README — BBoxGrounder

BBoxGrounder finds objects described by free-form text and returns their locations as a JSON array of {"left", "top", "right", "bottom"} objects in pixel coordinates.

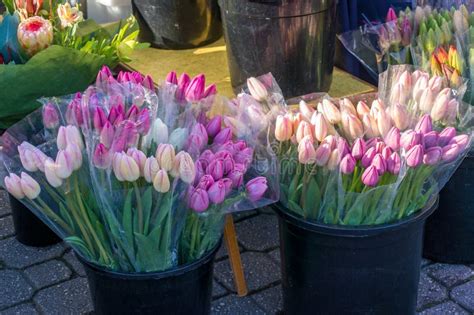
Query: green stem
[
  {"left": 33, "top": 198, "right": 73, "bottom": 235},
  {"left": 133, "top": 182, "right": 144, "bottom": 234}
]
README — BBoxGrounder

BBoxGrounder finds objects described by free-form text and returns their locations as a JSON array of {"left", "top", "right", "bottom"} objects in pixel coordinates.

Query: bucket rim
[
  {"left": 75, "top": 239, "right": 221, "bottom": 279},
  {"left": 273, "top": 196, "right": 438, "bottom": 237}
]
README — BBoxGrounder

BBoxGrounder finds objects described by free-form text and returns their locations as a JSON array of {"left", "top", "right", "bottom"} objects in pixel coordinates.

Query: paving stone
[
  {"left": 236, "top": 215, "right": 279, "bottom": 251},
  {"left": 214, "top": 252, "right": 280, "bottom": 293},
  {"left": 425, "top": 263, "right": 473, "bottom": 287},
  {"left": 34, "top": 278, "right": 92, "bottom": 314},
  {"left": 0, "top": 190, "right": 11, "bottom": 217},
  {"left": 24, "top": 260, "right": 72, "bottom": 289},
  {"left": 0, "top": 270, "right": 33, "bottom": 309},
  {"left": 0, "top": 216, "right": 14, "bottom": 239},
  {"left": 268, "top": 249, "right": 281, "bottom": 265},
  {"left": 233, "top": 210, "right": 258, "bottom": 222},
  {"left": 451, "top": 280, "right": 474, "bottom": 312},
  {"left": 258, "top": 206, "right": 276, "bottom": 215},
  {"left": 0, "top": 237, "right": 64, "bottom": 268},
  {"left": 63, "top": 250, "right": 86, "bottom": 277},
  {"left": 213, "top": 280, "right": 228, "bottom": 298},
  {"left": 211, "top": 294, "right": 264, "bottom": 314},
  {"left": 1, "top": 303, "right": 38, "bottom": 315},
  {"left": 418, "top": 301, "right": 469, "bottom": 315},
  {"left": 417, "top": 272, "right": 447, "bottom": 310},
  {"left": 251, "top": 285, "right": 283, "bottom": 314},
  {"left": 214, "top": 242, "right": 243, "bottom": 261}
]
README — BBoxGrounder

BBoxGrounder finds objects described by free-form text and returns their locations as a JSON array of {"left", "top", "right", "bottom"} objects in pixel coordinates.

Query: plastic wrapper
[
  {"left": 0, "top": 67, "right": 280, "bottom": 273},
  {"left": 260, "top": 66, "right": 473, "bottom": 226}
]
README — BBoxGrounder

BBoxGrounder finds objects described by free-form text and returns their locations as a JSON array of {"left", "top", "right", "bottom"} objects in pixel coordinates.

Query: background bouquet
[
  {"left": 249, "top": 66, "right": 472, "bottom": 225},
  {"left": 0, "top": 0, "right": 145, "bottom": 128},
  {"left": 0, "top": 67, "right": 279, "bottom": 272}
]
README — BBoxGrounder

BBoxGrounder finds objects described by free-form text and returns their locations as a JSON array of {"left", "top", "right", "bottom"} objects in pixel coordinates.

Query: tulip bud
[
  {"left": 315, "top": 143, "right": 331, "bottom": 166},
  {"left": 136, "top": 108, "right": 151, "bottom": 135},
  {"left": 414, "top": 114, "right": 433, "bottom": 134},
  {"left": 176, "top": 151, "right": 196, "bottom": 184},
  {"left": 20, "top": 172, "right": 40, "bottom": 199},
  {"left": 322, "top": 135, "right": 337, "bottom": 150},
  {"left": 326, "top": 149, "right": 340, "bottom": 171},
  {"left": 188, "top": 188, "right": 209, "bottom": 212},
  {"left": 44, "top": 159, "right": 63, "bottom": 188},
  {"left": 155, "top": 144, "right": 175, "bottom": 171},
  {"left": 386, "top": 7, "right": 397, "bottom": 22},
  {"left": 42, "top": 103, "right": 60, "bottom": 129},
  {"left": 296, "top": 121, "right": 314, "bottom": 143},
  {"left": 376, "top": 110, "right": 392, "bottom": 138},
  {"left": 321, "top": 99, "right": 341, "bottom": 124},
  {"left": 206, "top": 158, "right": 225, "bottom": 181},
  {"left": 245, "top": 177, "right": 268, "bottom": 202},
  {"left": 65, "top": 125, "right": 84, "bottom": 150},
  {"left": 400, "top": 130, "right": 422, "bottom": 151},
  {"left": 424, "top": 146, "right": 443, "bottom": 165},
  {"left": 442, "top": 143, "right": 461, "bottom": 162},
  {"left": 362, "top": 114, "right": 379, "bottom": 138},
  {"left": 127, "top": 148, "right": 147, "bottom": 176},
  {"left": 214, "top": 127, "right": 232, "bottom": 145},
  {"left": 247, "top": 77, "right": 268, "bottom": 101},
  {"left": 428, "top": 76, "right": 444, "bottom": 94},
  {"left": 234, "top": 147, "right": 253, "bottom": 169},
  {"left": 228, "top": 165, "right": 244, "bottom": 188},
  {"left": 341, "top": 112, "right": 364, "bottom": 140},
  {"left": 166, "top": 71, "right": 178, "bottom": 84},
  {"left": 356, "top": 101, "right": 370, "bottom": 118},
  {"left": 431, "top": 94, "right": 450, "bottom": 122},
  {"left": 153, "top": 169, "right": 170, "bottom": 193},
  {"left": 423, "top": 131, "right": 439, "bottom": 149},
  {"left": 311, "top": 112, "right": 328, "bottom": 142},
  {"left": 206, "top": 115, "right": 222, "bottom": 138},
  {"left": 299, "top": 101, "right": 314, "bottom": 121},
  {"left": 4, "top": 174, "right": 25, "bottom": 199},
  {"left": 207, "top": 180, "right": 227, "bottom": 204},
  {"left": 176, "top": 73, "right": 191, "bottom": 101},
  {"left": 361, "top": 147, "right": 377, "bottom": 168},
  {"left": 340, "top": 98, "right": 357, "bottom": 116},
  {"left": 362, "top": 165, "right": 380, "bottom": 187},
  {"left": 203, "top": 84, "right": 217, "bottom": 98},
  {"left": 438, "top": 127, "right": 456, "bottom": 147},
  {"left": 418, "top": 88, "right": 435, "bottom": 113},
  {"left": 384, "top": 127, "right": 400, "bottom": 151},
  {"left": 340, "top": 154, "right": 356, "bottom": 174},
  {"left": 93, "top": 144, "right": 111, "bottom": 169},
  {"left": 185, "top": 74, "right": 205, "bottom": 102},
  {"left": 93, "top": 107, "right": 108, "bottom": 132},
  {"left": 390, "top": 82, "right": 409, "bottom": 105},
  {"left": 413, "top": 75, "right": 429, "bottom": 104},
  {"left": 113, "top": 152, "right": 140, "bottom": 182},
  {"left": 448, "top": 135, "right": 470, "bottom": 151},
  {"left": 390, "top": 103, "right": 410, "bottom": 130},
  {"left": 169, "top": 128, "right": 189, "bottom": 151},
  {"left": 351, "top": 138, "right": 366, "bottom": 160},
  {"left": 406, "top": 144, "right": 424, "bottom": 168},
  {"left": 371, "top": 154, "right": 387, "bottom": 175},
  {"left": 18, "top": 143, "right": 38, "bottom": 172},
  {"left": 55, "top": 150, "right": 74, "bottom": 179},
  {"left": 275, "top": 115, "right": 293, "bottom": 142},
  {"left": 57, "top": 126, "right": 67, "bottom": 150},
  {"left": 291, "top": 112, "right": 303, "bottom": 132},
  {"left": 298, "top": 136, "right": 317, "bottom": 164},
  {"left": 387, "top": 152, "right": 401, "bottom": 175}
]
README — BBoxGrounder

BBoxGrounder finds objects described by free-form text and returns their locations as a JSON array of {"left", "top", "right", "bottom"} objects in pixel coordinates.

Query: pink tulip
[
  {"left": 312, "top": 112, "right": 328, "bottom": 142},
  {"left": 414, "top": 115, "right": 433, "bottom": 134},
  {"left": 442, "top": 144, "right": 461, "bottom": 162},
  {"left": 406, "top": 144, "right": 424, "bottom": 168},
  {"left": 423, "top": 131, "right": 439, "bottom": 149},
  {"left": 341, "top": 112, "right": 364, "bottom": 140},
  {"left": 127, "top": 148, "right": 147, "bottom": 176},
  {"left": 176, "top": 73, "right": 191, "bottom": 101},
  {"left": 386, "top": 7, "right": 397, "bottom": 22},
  {"left": 340, "top": 154, "right": 356, "bottom": 174},
  {"left": 189, "top": 188, "right": 209, "bottom": 212},
  {"left": 93, "top": 107, "right": 108, "bottom": 132},
  {"left": 191, "top": 123, "right": 209, "bottom": 146},
  {"left": 234, "top": 147, "right": 253, "bottom": 169},
  {"left": 376, "top": 110, "right": 392, "bottom": 138},
  {"left": 207, "top": 158, "right": 224, "bottom": 180},
  {"left": 93, "top": 143, "right": 111, "bottom": 169},
  {"left": 362, "top": 165, "right": 380, "bottom": 187},
  {"left": 206, "top": 116, "right": 222, "bottom": 138},
  {"left": 203, "top": 84, "right": 217, "bottom": 98},
  {"left": 100, "top": 122, "right": 115, "bottom": 149},
  {"left": 200, "top": 150, "right": 215, "bottom": 163},
  {"left": 214, "top": 128, "right": 232, "bottom": 145},
  {"left": 143, "top": 157, "right": 160, "bottom": 183},
  {"left": 387, "top": 152, "right": 401, "bottom": 175},
  {"left": 391, "top": 103, "right": 411, "bottom": 130},
  {"left": 96, "top": 66, "right": 112, "bottom": 88},
  {"left": 384, "top": 127, "right": 400, "bottom": 151},
  {"left": 228, "top": 166, "right": 244, "bottom": 188},
  {"left": 381, "top": 147, "right": 392, "bottom": 160},
  {"left": 361, "top": 147, "right": 377, "bottom": 168},
  {"left": 207, "top": 180, "right": 227, "bottom": 204},
  {"left": 351, "top": 138, "right": 366, "bottom": 160},
  {"left": 136, "top": 108, "right": 151, "bottom": 135},
  {"left": 4, "top": 174, "right": 25, "bottom": 199},
  {"left": 299, "top": 101, "right": 314, "bottom": 121},
  {"left": 185, "top": 74, "right": 206, "bottom": 102},
  {"left": 438, "top": 127, "right": 456, "bottom": 147},
  {"left": 44, "top": 159, "right": 62, "bottom": 188},
  {"left": 295, "top": 121, "right": 314, "bottom": 143},
  {"left": 215, "top": 151, "right": 234, "bottom": 174},
  {"left": 42, "top": 103, "right": 60, "bottom": 129},
  {"left": 298, "top": 136, "right": 317, "bottom": 164},
  {"left": 275, "top": 115, "right": 293, "bottom": 142},
  {"left": 448, "top": 135, "right": 470, "bottom": 151},
  {"left": 57, "top": 126, "right": 67, "bottom": 150},
  {"left": 247, "top": 77, "right": 268, "bottom": 102},
  {"left": 338, "top": 138, "right": 350, "bottom": 157},
  {"left": 322, "top": 135, "right": 337, "bottom": 150},
  {"left": 400, "top": 130, "right": 423, "bottom": 151},
  {"left": 371, "top": 154, "right": 387, "bottom": 175},
  {"left": 356, "top": 101, "right": 370, "bottom": 118},
  {"left": 126, "top": 105, "right": 139, "bottom": 121},
  {"left": 156, "top": 144, "right": 175, "bottom": 171},
  {"left": 423, "top": 146, "right": 443, "bottom": 165},
  {"left": 315, "top": 143, "right": 331, "bottom": 166},
  {"left": 196, "top": 174, "right": 215, "bottom": 190},
  {"left": 108, "top": 106, "right": 124, "bottom": 125},
  {"left": 431, "top": 94, "right": 450, "bottom": 122},
  {"left": 55, "top": 149, "right": 74, "bottom": 179},
  {"left": 113, "top": 152, "right": 140, "bottom": 182},
  {"left": 20, "top": 172, "right": 41, "bottom": 199},
  {"left": 142, "top": 75, "right": 155, "bottom": 90},
  {"left": 321, "top": 99, "right": 341, "bottom": 124},
  {"left": 245, "top": 177, "right": 268, "bottom": 202},
  {"left": 166, "top": 71, "right": 178, "bottom": 84}
]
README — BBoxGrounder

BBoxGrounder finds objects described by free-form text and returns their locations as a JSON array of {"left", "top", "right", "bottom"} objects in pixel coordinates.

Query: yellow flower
[{"left": 57, "top": 3, "right": 83, "bottom": 29}]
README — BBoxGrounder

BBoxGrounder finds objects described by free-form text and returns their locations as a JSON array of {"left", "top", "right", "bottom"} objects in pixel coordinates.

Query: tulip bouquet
[
  {"left": 0, "top": 68, "right": 278, "bottom": 272},
  {"left": 245, "top": 69, "right": 472, "bottom": 225},
  {"left": 0, "top": 0, "right": 145, "bottom": 128}
]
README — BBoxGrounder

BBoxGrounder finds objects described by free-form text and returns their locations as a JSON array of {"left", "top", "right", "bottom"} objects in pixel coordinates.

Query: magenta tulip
[
  {"left": 442, "top": 144, "right": 461, "bottom": 162},
  {"left": 362, "top": 165, "right": 380, "bottom": 187},
  {"left": 340, "top": 154, "right": 356, "bottom": 174},
  {"left": 400, "top": 130, "right": 423, "bottom": 151},
  {"left": 448, "top": 135, "right": 470, "bottom": 151},
  {"left": 234, "top": 147, "right": 253, "bottom": 168},
  {"left": 387, "top": 152, "right": 401, "bottom": 175},
  {"left": 423, "top": 131, "right": 439, "bottom": 149},
  {"left": 136, "top": 108, "right": 151, "bottom": 134},
  {"left": 185, "top": 74, "right": 205, "bottom": 102},
  {"left": 351, "top": 138, "right": 366, "bottom": 160},
  {"left": 414, "top": 114, "right": 433, "bottom": 134},
  {"left": 206, "top": 116, "right": 222, "bottom": 138},
  {"left": 93, "top": 143, "right": 111, "bottom": 169},
  {"left": 166, "top": 71, "right": 178, "bottom": 84},
  {"left": 406, "top": 144, "right": 424, "bottom": 168},
  {"left": 361, "top": 147, "right": 377, "bottom": 168},
  {"left": 93, "top": 107, "right": 108, "bottom": 132},
  {"left": 245, "top": 177, "right": 268, "bottom": 202},
  {"left": 126, "top": 105, "right": 139, "bottom": 121},
  {"left": 214, "top": 127, "right": 232, "bottom": 144},
  {"left": 176, "top": 73, "right": 191, "bottom": 101},
  {"left": 203, "top": 84, "right": 217, "bottom": 98},
  {"left": 196, "top": 174, "right": 215, "bottom": 190},
  {"left": 438, "top": 127, "right": 456, "bottom": 147},
  {"left": 189, "top": 188, "right": 209, "bottom": 212},
  {"left": 384, "top": 127, "right": 400, "bottom": 151},
  {"left": 42, "top": 103, "right": 60, "bottom": 129},
  {"left": 142, "top": 75, "right": 155, "bottom": 90},
  {"left": 207, "top": 180, "right": 227, "bottom": 204},
  {"left": 207, "top": 158, "right": 224, "bottom": 180},
  {"left": 371, "top": 154, "right": 387, "bottom": 175},
  {"left": 423, "top": 147, "right": 443, "bottom": 165}
]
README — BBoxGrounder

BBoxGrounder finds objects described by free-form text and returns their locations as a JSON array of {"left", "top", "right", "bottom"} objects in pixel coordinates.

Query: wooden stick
[{"left": 224, "top": 214, "right": 248, "bottom": 297}]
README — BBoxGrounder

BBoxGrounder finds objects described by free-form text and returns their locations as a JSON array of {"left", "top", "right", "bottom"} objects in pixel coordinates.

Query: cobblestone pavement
[{"left": 1, "top": 190, "right": 474, "bottom": 314}]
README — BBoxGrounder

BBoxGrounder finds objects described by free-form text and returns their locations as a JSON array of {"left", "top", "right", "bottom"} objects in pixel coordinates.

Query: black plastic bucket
[
  {"left": 274, "top": 198, "right": 437, "bottom": 315},
  {"left": 77, "top": 242, "right": 220, "bottom": 315},
  {"left": 423, "top": 153, "right": 474, "bottom": 264},
  {"left": 132, "top": 0, "right": 222, "bottom": 49},
  {"left": 9, "top": 193, "right": 61, "bottom": 247},
  {"left": 219, "top": 0, "right": 338, "bottom": 99}
]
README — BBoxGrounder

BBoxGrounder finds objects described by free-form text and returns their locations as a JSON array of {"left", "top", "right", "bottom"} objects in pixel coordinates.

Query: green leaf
[
  {"left": 134, "top": 226, "right": 169, "bottom": 272},
  {"left": 59, "top": 203, "right": 74, "bottom": 230},
  {"left": 142, "top": 187, "right": 153, "bottom": 235},
  {"left": 64, "top": 236, "right": 94, "bottom": 259},
  {"left": 74, "top": 19, "right": 103, "bottom": 38},
  {"left": 122, "top": 190, "right": 133, "bottom": 246},
  {"left": 304, "top": 178, "right": 321, "bottom": 220},
  {"left": 288, "top": 200, "right": 304, "bottom": 216}
]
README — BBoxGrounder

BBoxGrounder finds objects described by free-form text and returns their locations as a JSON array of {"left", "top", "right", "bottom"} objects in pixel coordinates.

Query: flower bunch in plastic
[
  {"left": 264, "top": 67, "right": 473, "bottom": 226},
  {"left": 0, "top": 67, "right": 278, "bottom": 272}
]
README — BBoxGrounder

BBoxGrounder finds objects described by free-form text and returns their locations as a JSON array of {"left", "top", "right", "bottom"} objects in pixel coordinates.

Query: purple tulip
[
  {"left": 96, "top": 66, "right": 112, "bottom": 88},
  {"left": 414, "top": 114, "right": 433, "bottom": 134},
  {"left": 406, "top": 144, "right": 424, "bottom": 168},
  {"left": 196, "top": 174, "right": 215, "bottom": 190},
  {"left": 424, "top": 147, "right": 443, "bottom": 165},
  {"left": 245, "top": 177, "right": 268, "bottom": 202},
  {"left": 213, "top": 127, "right": 232, "bottom": 145},
  {"left": 362, "top": 165, "right": 380, "bottom": 187},
  {"left": 222, "top": 178, "right": 233, "bottom": 195},
  {"left": 442, "top": 144, "right": 461, "bottom": 162},
  {"left": 233, "top": 140, "right": 247, "bottom": 151},
  {"left": 93, "top": 107, "right": 108, "bottom": 131},
  {"left": 191, "top": 123, "right": 209, "bottom": 145},
  {"left": 215, "top": 150, "right": 235, "bottom": 174},
  {"left": 387, "top": 152, "right": 401, "bottom": 175},
  {"left": 166, "top": 71, "right": 178, "bottom": 85},
  {"left": 228, "top": 167, "right": 244, "bottom": 188},
  {"left": 400, "top": 130, "right": 423, "bottom": 151},
  {"left": 189, "top": 188, "right": 209, "bottom": 213},
  {"left": 361, "top": 147, "right": 377, "bottom": 168},
  {"left": 176, "top": 73, "right": 191, "bottom": 101},
  {"left": 340, "top": 154, "right": 356, "bottom": 174},
  {"left": 203, "top": 84, "right": 217, "bottom": 98},
  {"left": 195, "top": 159, "right": 207, "bottom": 183},
  {"left": 448, "top": 135, "right": 470, "bottom": 151},
  {"left": 371, "top": 153, "right": 387, "bottom": 175},
  {"left": 207, "top": 180, "right": 227, "bottom": 204},
  {"left": 207, "top": 158, "right": 225, "bottom": 180},
  {"left": 108, "top": 105, "right": 124, "bottom": 125},
  {"left": 93, "top": 143, "right": 111, "bottom": 169},
  {"left": 136, "top": 108, "right": 151, "bottom": 134},
  {"left": 42, "top": 103, "right": 59, "bottom": 129},
  {"left": 234, "top": 147, "right": 253, "bottom": 169},
  {"left": 338, "top": 138, "right": 351, "bottom": 157},
  {"left": 217, "top": 141, "right": 237, "bottom": 155},
  {"left": 185, "top": 74, "right": 205, "bottom": 102},
  {"left": 100, "top": 121, "right": 115, "bottom": 148},
  {"left": 206, "top": 115, "right": 222, "bottom": 138},
  {"left": 200, "top": 150, "right": 215, "bottom": 163},
  {"left": 351, "top": 138, "right": 366, "bottom": 160},
  {"left": 384, "top": 127, "right": 400, "bottom": 151},
  {"left": 438, "top": 127, "right": 456, "bottom": 147},
  {"left": 423, "top": 131, "right": 439, "bottom": 149}
]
